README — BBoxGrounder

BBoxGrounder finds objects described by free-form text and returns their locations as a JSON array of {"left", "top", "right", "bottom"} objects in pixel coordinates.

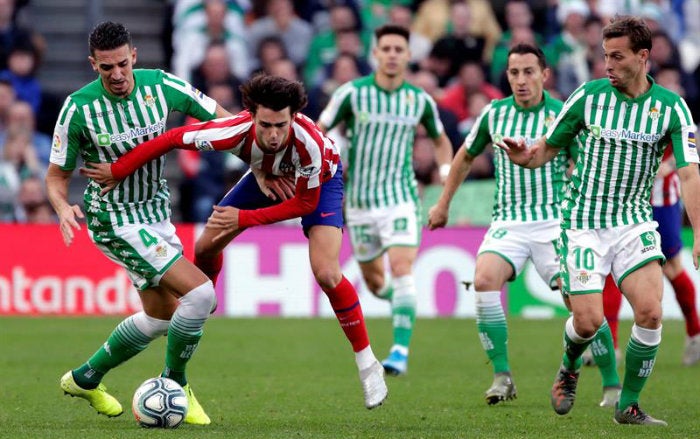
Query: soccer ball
[{"left": 132, "top": 377, "right": 188, "bottom": 428}]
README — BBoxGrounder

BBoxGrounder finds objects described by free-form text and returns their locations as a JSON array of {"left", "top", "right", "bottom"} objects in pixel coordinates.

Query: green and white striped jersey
[
  {"left": 547, "top": 77, "right": 699, "bottom": 229},
  {"left": 465, "top": 91, "right": 570, "bottom": 222},
  {"left": 319, "top": 74, "right": 444, "bottom": 209},
  {"left": 50, "top": 69, "right": 217, "bottom": 230}
]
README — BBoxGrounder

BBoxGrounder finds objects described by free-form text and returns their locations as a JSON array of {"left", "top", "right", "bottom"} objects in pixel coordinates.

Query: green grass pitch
[{"left": 1, "top": 316, "right": 698, "bottom": 438}]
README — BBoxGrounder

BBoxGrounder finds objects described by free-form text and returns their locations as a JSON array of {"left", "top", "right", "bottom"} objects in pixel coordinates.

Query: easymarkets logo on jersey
[
  {"left": 589, "top": 125, "right": 662, "bottom": 143},
  {"left": 96, "top": 121, "right": 166, "bottom": 146}
]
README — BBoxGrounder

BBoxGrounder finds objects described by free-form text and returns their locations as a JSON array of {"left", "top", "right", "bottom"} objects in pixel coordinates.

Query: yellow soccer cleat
[
  {"left": 183, "top": 384, "right": 211, "bottom": 425},
  {"left": 60, "top": 371, "right": 123, "bottom": 417}
]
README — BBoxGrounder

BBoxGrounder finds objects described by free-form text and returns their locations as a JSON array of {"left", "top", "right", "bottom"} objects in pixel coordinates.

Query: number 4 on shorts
[{"left": 139, "top": 228, "right": 158, "bottom": 247}]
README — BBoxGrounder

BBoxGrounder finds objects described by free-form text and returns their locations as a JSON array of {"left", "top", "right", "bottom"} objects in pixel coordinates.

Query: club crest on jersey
[
  {"left": 492, "top": 133, "right": 503, "bottom": 144},
  {"left": 144, "top": 94, "right": 157, "bottom": 108},
  {"left": 545, "top": 115, "right": 555, "bottom": 127},
  {"left": 590, "top": 125, "right": 602, "bottom": 139},
  {"left": 648, "top": 107, "right": 660, "bottom": 120}
]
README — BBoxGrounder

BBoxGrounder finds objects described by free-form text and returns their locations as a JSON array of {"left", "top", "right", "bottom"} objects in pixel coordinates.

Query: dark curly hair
[
  {"left": 240, "top": 74, "right": 308, "bottom": 115},
  {"left": 89, "top": 21, "right": 132, "bottom": 55}
]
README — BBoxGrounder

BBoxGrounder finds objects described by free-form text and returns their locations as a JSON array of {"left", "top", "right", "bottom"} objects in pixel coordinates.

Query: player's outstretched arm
[
  {"left": 495, "top": 136, "right": 557, "bottom": 168},
  {"left": 679, "top": 163, "right": 700, "bottom": 269},
  {"left": 428, "top": 146, "right": 474, "bottom": 230}
]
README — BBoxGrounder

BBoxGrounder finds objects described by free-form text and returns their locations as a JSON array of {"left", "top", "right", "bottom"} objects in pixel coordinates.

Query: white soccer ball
[{"left": 132, "top": 377, "right": 188, "bottom": 428}]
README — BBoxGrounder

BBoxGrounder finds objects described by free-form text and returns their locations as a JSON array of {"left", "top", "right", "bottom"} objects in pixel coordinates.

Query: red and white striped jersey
[
  {"left": 650, "top": 144, "right": 680, "bottom": 207},
  {"left": 178, "top": 111, "right": 339, "bottom": 190}
]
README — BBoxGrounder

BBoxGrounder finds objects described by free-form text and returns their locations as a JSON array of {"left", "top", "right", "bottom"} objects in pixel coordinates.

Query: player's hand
[
  {"left": 207, "top": 205, "right": 240, "bottom": 241},
  {"left": 266, "top": 174, "right": 296, "bottom": 201},
  {"left": 427, "top": 204, "right": 449, "bottom": 230},
  {"left": 494, "top": 137, "right": 534, "bottom": 167},
  {"left": 252, "top": 168, "right": 296, "bottom": 201},
  {"left": 80, "top": 162, "right": 120, "bottom": 195},
  {"left": 57, "top": 204, "right": 84, "bottom": 247}
]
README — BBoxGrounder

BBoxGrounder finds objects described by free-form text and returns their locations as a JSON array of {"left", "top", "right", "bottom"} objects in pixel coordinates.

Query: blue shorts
[
  {"left": 653, "top": 203, "right": 683, "bottom": 259},
  {"left": 218, "top": 162, "right": 344, "bottom": 236}
]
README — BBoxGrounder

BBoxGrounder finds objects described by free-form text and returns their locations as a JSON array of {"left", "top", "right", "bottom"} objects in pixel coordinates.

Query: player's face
[
  {"left": 603, "top": 36, "right": 648, "bottom": 92},
  {"left": 253, "top": 105, "right": 293, "bottom": 153},
  {"left": 506, "top": 53, "right": 548, "bottom": 108},
  {"left": 89, "top": 44, "right": 137, "bottom": 98},
  {"left": 373, "top": 34, "right": 410, "bottom": 78}
]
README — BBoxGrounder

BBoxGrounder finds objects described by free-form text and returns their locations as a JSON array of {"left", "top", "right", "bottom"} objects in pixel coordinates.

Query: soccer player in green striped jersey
[
  {"left": 318, "top": 24, "right": 454, "bottom": 376},
  {"left": 45, "top": 21, "right": 230, "bottom": 425},
  {"left": 428, "top": 43, "right": 619, "bottom": 407},
  {"left": 500, "top": 16, "right": 700, "bottom": 426}
]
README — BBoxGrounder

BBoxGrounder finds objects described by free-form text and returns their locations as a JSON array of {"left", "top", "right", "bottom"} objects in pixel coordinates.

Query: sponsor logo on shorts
[{"left": 640, "top": 231, "right": 657, "bottom": 254}]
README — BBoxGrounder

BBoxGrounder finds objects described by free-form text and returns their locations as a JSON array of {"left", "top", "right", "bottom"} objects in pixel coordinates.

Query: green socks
[
  {"left": 74, "top": 315, "right": 153, "bottom": 389},
  {"left": 475, "top": 291, "right": 509, "bottom": 373},
  {"left": 619, "top": 325, "right": 661, "bottom": 409},
  {"left": 590, "top": 319, "right": 621, "bottom": 388},
  {"left": 391, "top": 276, "right": 416, "bottom": 348}
]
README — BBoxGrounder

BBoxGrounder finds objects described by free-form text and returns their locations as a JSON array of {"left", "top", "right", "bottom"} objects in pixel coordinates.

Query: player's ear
[
  {"left": 88, "top": 56, "right": 97, "bottom": 72},
  {"left": 131, "top": 46, "right": 138, "bottom": 66}
]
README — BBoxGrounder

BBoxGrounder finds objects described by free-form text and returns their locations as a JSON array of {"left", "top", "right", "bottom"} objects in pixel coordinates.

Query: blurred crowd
[{"left": 2, "top": 0, "right": 700, "bottom": 224}]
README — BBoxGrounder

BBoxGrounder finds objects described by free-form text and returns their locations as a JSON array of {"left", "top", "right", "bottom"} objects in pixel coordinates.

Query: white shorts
[
  {"left": 560, "top": 222, "right": 665, "bottom": 295},
  {"left": 478, "top": 219, "right": 561, "bottom": 286},
  {"left": 90, "top": 219, "right": 183, "bottom": 290},
  {"left": 345, "top": 202, "right": 421, "bottom": 262}
]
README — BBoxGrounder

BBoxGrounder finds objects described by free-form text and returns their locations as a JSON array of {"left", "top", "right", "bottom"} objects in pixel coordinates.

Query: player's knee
[
  {"left": 633, "top": 304, "right": 663, "bottom": 328},
  {"left": 314, "top": 267, "right": 343, "bottom": 291},
  {"left": 473, "top": 271, "right": 503, "bottom": 291},
  {"left": 181, "top": 281, "right": 217, "bottom": 319}
]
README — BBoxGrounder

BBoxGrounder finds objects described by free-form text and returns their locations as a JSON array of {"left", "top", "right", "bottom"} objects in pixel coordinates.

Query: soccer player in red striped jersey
[{"left": 82, "top": 74, "right": 389, "bottom": 410}]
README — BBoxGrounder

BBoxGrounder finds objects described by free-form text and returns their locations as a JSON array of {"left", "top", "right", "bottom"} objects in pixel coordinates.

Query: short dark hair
[
  {"left": 89, "top": 21, "right": 132, "bottom": 55},
  {"left": 374, "top": 24, "right": 410, "bottom": 43},
  {"left": 240, "top": 74, "right": 308, "bottom": 115},
  {"left": 602, "top": 15, "right": 652, "bottom": 53},
  {"left": 507, "top": 43, "right": 547, "bottom": 70}
]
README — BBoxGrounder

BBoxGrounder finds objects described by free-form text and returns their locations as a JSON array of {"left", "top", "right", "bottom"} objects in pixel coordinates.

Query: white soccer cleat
[
  {"left": 599, "top": 386, "right": 621, "bottom": 408},
  {"left": 683, "top": 334, "right": 700, "bottom": 366},
  {"left": 359, "top": 360, "right": 388, "bottom": 409}
]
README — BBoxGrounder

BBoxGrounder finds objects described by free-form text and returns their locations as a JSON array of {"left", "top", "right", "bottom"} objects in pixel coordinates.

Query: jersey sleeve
[
  {"left": 419, "top": 92, "right": 445, "bottom": 138},
  {"left": 112, "top": 116, "right": 249, "bottom": 179},
  {"left": 49, "top": 96, "right": 86, "bottom": 171},
  {"left": 463, "top": 102, "right": 492, "bottom": 156},
  {"left": 668, "top": 97, "right": 699, "bottom": 168},
  {"left": 160, "top": 70, "right": 218, "bottom": 121},
  {"left": 318, "top": 82, "right": 354, "bottom": 129},
  {"left": 545, "top": 86, "right": 587, "bottom": 149}
]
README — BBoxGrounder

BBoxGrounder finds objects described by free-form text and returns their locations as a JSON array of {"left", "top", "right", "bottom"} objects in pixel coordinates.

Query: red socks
[
  {"left": 322, "top": 276, "right": 370, "bottom": 352},
  {"left": 671, "top": 271, "right": 700, "bottom": 337},
  {"left": 602, "top": 275, "right": 623, "bottom": 349}
]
